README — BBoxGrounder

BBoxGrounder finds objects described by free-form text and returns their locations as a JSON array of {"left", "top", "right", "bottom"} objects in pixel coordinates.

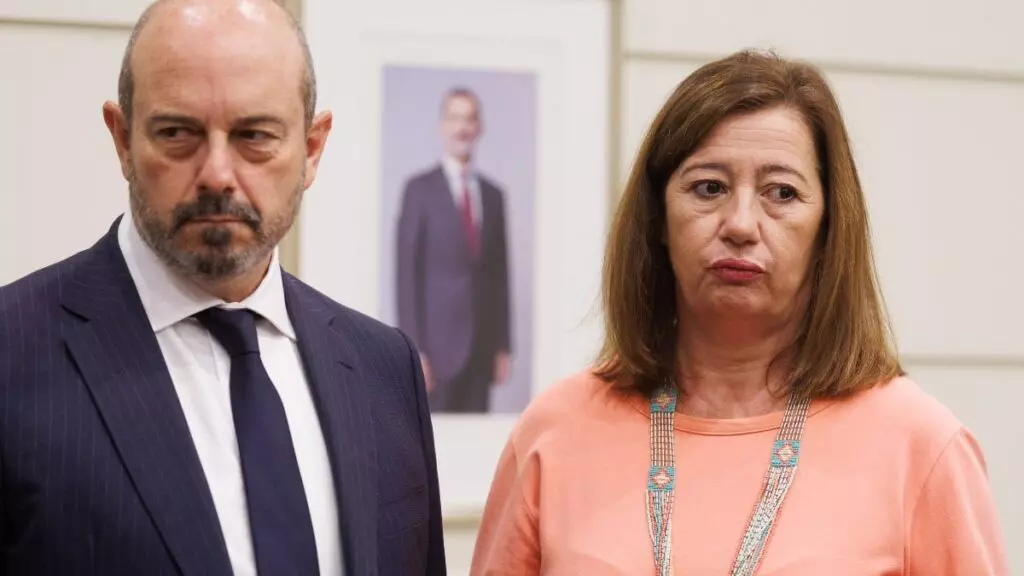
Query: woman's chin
[{"left": 703, "top": 293, "right": 773, "bottom": 319}]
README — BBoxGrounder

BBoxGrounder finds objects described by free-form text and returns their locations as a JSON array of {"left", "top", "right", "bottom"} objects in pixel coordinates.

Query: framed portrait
[
  {"left": 380, "top": 65, "right": 537, "bottom": 416},
  {"left": 300, "top": 0, "right": 612, "bottom": 516}
]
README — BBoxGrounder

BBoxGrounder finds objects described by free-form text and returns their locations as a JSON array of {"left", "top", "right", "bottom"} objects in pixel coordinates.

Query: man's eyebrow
[
  {"left": 235, "top": 115, "right": 288, "bottom": 130},
  {"left": 146, "top": 113, "right": 202, "bottom": 128}
]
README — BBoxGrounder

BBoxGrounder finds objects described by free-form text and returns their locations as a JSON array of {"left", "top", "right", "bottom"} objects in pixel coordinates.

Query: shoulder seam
[
  {"left": 903, "top": 424, "right": 966, "bottom": 572},
  {"left": 510, "top": 440, "right": 540, "bottom": 526}
]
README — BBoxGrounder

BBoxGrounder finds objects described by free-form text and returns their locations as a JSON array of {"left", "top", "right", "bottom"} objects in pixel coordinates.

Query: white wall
[
  {"left": 0, "top": 19, "right": 134, "bottom": 284},
  {"left": 622, "top": 0, "right": 1024, "bottom": 572}
]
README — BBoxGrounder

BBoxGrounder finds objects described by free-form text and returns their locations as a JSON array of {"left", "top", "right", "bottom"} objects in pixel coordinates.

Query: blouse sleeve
[
  {"left": 470, "top": 438, "right": 542, "bottom": 576},
  {"left": 905, "top": 427, "right": 1010, "bottom": 575}
]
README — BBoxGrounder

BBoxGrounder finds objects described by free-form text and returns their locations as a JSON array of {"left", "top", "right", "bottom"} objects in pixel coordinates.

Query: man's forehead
[
  {"left": 132, "top": 6, "right": 303, "bottom": 93},
  {"left": 145, "top": 0, "right": 283, "bottom": 28},
  {"left": 120, "top": 0, "right": 313, "bottom": 127},
  {"left": 134, "top": 64, "right": 303, "bottom": 117},
  {"left": 445, "top": 95, "right": 479, "bottom": 113},
  {"left": 135, "top": 0, "right": 297, "bottom": 63}
]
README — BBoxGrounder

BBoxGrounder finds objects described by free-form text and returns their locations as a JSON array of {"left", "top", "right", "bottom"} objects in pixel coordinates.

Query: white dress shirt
[
  {"left": 117, "top": 213, "right": 342, "bottom": 576},
  {"left": 441, "top": 155, "right": 483, "bottom": 228}
]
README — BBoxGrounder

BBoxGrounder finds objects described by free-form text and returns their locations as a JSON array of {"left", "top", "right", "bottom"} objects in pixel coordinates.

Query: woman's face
[{"left": 664, "top": 106, "right": 825, "bottom": 326}]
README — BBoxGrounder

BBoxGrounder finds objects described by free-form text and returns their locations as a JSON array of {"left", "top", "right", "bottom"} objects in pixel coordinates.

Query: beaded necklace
[{"left": 646, "top": 384, "right": 810, "bottom": 575}]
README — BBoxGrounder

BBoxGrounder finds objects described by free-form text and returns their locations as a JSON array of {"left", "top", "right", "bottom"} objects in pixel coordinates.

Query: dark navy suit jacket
[
  {"left": 395, "top": 165, "right": 511, "bottom": 384},
  {"left": 0, "top": 219, "right": 446, "bottom": 575}
]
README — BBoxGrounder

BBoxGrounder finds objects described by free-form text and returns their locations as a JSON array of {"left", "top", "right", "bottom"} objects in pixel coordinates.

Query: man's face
[
  {"left": 440, "top": 94, "right": 482, "bottom": 162},
  {"left": 105, "top": 1, "right": 330, "bottom": 282}
]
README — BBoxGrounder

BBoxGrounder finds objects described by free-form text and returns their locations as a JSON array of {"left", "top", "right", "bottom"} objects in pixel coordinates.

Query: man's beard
[{"left": 127, "top": 161, "right": 303, "bottom": 282}]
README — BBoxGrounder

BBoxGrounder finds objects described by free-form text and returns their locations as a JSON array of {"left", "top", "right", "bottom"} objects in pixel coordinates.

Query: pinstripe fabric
[{"left": 0, "top": 218, "right": 447, "bottom": 575}]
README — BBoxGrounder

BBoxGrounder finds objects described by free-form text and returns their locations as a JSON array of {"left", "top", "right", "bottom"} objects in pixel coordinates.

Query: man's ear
[
  {"left": 302, "top": 110, "right": 334, "bottom": 189},
  {"left": 102, "top": 101, "right": 132, "bottom": 181}
]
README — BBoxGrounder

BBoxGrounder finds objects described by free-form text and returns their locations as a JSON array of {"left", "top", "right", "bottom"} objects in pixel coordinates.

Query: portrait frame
[
  {"left": 300, "top": 0, "right": 612, "bottom": 517},
  {"left": 378, "top": 64, "right": 539, "bottom": 417}
]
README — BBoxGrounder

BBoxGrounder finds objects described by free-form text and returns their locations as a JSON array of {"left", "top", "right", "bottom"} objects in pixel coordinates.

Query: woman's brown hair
[{"left": 595, "top": 49, "right": 903, "bottom": 399}]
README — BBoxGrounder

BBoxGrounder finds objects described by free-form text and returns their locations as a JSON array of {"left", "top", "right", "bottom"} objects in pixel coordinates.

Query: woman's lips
[{"left": 710, "top": 258, "right": 764, "bottom": 282}]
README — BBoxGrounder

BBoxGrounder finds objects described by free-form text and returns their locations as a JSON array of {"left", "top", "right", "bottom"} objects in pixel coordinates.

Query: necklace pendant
[{"left": 771, "top": 440, "right": 800, "bottom": 468}]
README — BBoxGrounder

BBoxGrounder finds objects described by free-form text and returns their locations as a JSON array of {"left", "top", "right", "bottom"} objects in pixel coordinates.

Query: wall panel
[
  {"left": 0, "top": 23, "right": 130, "bottom": 284},
  {"left": 1, "top": 0, "right": 149, "bottom": 27},
  {"left": 623, "top": 0, "right": 1024, "bottom": 75},
  {"left": 828, "top": 71, "right": 1024, "bottom": 360}
]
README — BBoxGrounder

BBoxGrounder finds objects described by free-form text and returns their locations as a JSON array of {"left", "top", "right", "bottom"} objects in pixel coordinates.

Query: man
[
  {"left": 396, "top": 88, "right": 512, "bottom": 414},
  {"left": 0, "top": 1, "right": 445, "bottom": 574}
]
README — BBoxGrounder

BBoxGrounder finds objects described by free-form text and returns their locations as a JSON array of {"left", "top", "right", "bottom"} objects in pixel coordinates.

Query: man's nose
[{"left": 196, "top": 134, "right": 238, "bottom": 194}]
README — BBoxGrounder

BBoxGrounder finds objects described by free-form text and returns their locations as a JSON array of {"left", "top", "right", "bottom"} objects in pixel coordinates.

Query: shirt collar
[
  {"left": 117, "top": 212, "right": 296, "bottom": 340},
  {"left": 441, "top": 155, "right": 474, "bottom": 182}
]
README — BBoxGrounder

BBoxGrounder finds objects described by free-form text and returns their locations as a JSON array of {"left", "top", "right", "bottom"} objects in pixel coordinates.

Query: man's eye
[
  {"left": 157, "top": 127, "right": 192, "bottom": 139},
  {"left": 238, "top": 130, "right": 271, "bottom": 142}
]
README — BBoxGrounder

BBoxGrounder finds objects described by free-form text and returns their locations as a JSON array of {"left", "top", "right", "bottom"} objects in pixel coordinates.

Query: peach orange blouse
[{"left": 471, "top": 372, "right": 1009, "bottom": 575}]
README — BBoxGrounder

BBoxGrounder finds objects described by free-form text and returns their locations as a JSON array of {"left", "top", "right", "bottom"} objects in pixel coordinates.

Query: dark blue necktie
[{"left": 195, "top": 307, "right": 320, "bottom": 576}]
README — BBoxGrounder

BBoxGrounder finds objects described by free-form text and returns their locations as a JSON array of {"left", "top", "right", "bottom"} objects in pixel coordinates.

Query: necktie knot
[{"left": 195, "top": 307, "right": 260, "bottom": 357}]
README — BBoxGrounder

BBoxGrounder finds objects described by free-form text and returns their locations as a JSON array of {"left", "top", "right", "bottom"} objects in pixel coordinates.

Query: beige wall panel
[
  {"left": 623, "top": 0, "right": 1024, "bottom": 75},
  {"left": 2, "top": 0, "right": 150, "bottom": 25},
  {"left": 0, "top": 24, "right": 130, "bottom": 284}
]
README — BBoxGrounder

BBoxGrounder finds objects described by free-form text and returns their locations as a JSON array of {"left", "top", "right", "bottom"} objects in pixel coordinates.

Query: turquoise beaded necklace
[{"left": 646, "top": 384, "right": 810, "bottom": 575}]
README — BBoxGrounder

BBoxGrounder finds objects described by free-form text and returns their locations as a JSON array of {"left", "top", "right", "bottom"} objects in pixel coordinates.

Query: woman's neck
[{"left": 675, "top": 317, "right": 795, "bottom": 419}]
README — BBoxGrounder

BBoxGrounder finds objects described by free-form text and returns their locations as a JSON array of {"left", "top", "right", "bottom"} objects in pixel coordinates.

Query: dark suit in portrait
[{"left": 396, "top": 164, "right": 511, "bottom": 413}]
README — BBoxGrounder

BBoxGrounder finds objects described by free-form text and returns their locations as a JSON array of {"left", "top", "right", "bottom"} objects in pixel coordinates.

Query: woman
[{"left": 470, "top": 50, "right": 1009, "bottom": 575}]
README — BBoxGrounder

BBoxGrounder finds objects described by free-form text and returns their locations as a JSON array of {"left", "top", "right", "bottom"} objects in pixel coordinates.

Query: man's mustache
[{"left": 171, "top": 194, "right": 262, "bottom": 233}]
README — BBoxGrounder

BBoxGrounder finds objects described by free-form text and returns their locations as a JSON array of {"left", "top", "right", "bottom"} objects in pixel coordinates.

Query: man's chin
[
  {"left": 163, "top": 244, "right": 250, "bottom": 280},
  {"left": 172, "top": 236, "right": 233, "bottom": 256},
  {"left": 177, "top": 222, "right": 253, "bottom": 245},
  {"left": 192, "top": 257, "right": 244, "bottom": 280},
  {"left": 448, "top": 147, "right": 474, "bottom": 160}
]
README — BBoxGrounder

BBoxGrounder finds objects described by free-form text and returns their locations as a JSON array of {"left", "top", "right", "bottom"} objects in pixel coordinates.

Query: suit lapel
[
  {"left": 61, "top": 220, "right": 232, "bottom": 576},
  {"left": 433, "top": 166, "right": 461, "bottom": 221},
  {"left": 284, "top": 276, "right": 379, "bottom": 576}
]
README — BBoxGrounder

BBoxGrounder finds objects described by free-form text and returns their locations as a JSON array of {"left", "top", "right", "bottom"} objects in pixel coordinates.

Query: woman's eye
[
  {"left": 770, "top": 185, "right": 798, "bottom": 202},
  {"left": 693, "top": 181, "right": 724, "bottom": 197}
]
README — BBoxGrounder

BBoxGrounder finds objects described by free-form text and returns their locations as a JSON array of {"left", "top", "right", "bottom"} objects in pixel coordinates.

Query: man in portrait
[{"left": 396, "top": 87, "right": 512, "bottom": 413}]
